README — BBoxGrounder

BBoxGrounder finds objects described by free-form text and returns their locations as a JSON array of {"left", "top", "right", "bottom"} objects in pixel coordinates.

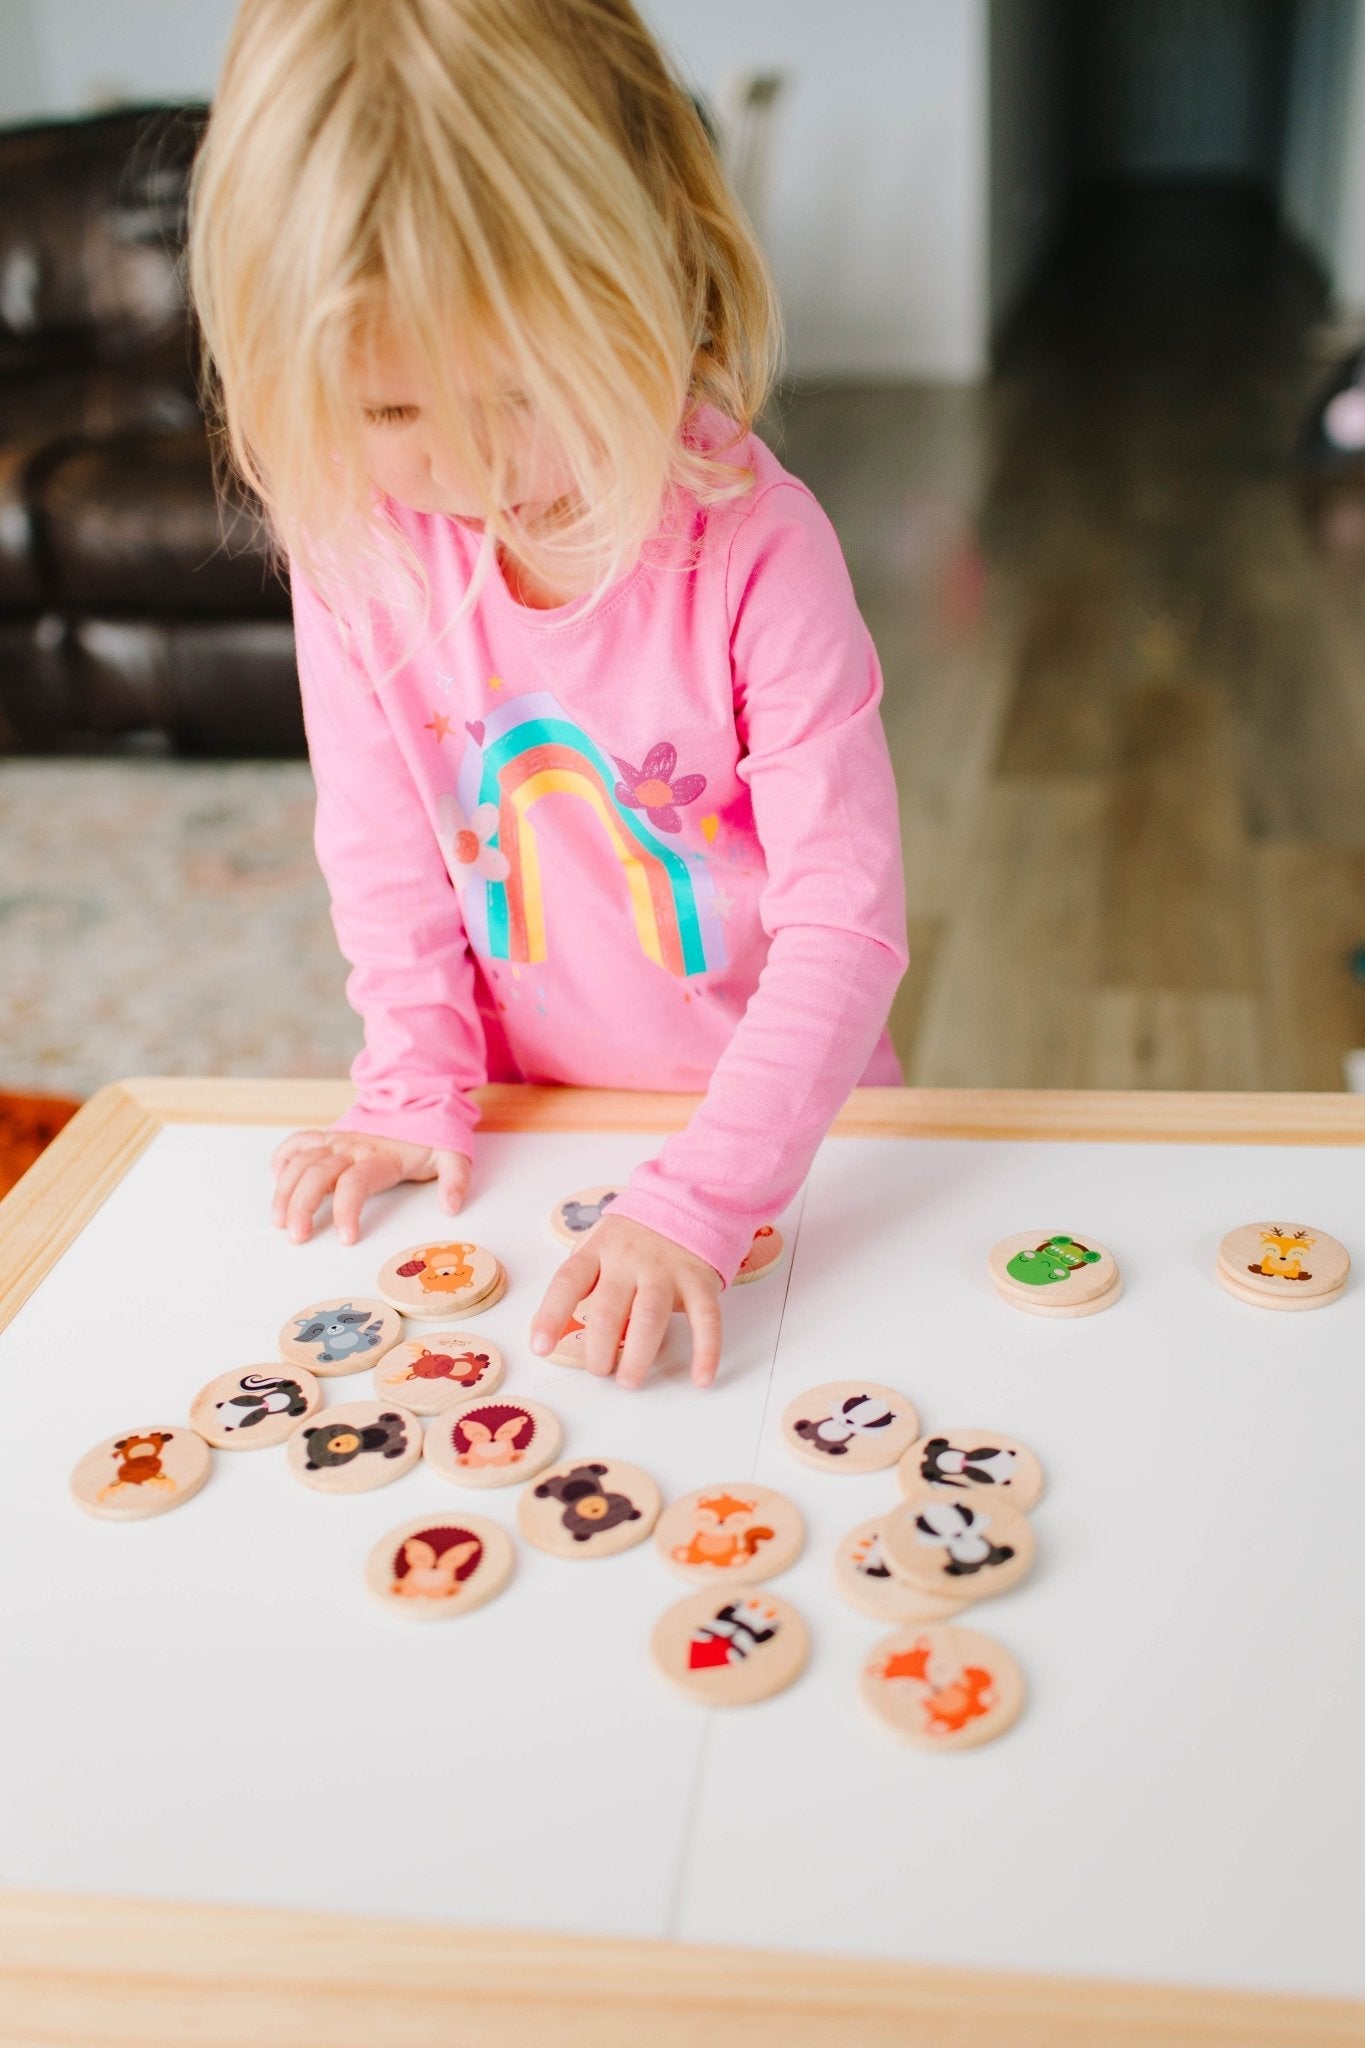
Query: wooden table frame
[{"left": 2, "top": 1077, "right": 1363, "bottom": 2048}]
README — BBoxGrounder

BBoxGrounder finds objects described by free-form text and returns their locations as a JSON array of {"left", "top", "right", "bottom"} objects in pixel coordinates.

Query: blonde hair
[{"left": 188, "top": 0, "right": 785, "bottom": 633}]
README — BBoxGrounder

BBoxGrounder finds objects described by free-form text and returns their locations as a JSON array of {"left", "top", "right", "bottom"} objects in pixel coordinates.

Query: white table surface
[{"left": 1, "top": 1120, "right": 1361, "bottom": 1999}]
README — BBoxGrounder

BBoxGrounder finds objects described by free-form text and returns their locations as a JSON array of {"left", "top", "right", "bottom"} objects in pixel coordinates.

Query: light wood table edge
[
  {"left": 0, "top": 1079, "right": 162, "bottom": 1333},
  {"left": 75, "top": 1075, "right": 1365, "bottom": 1141},
  {"left": 4, "top": 1079, "right": 1365, "bottom": 1338},
  {"left": 0, "top": 1889, "right": 1359, "bottom": 2048},
  {"left": 17, "top": 1075, "right": 1365, "bottom": 1140}
]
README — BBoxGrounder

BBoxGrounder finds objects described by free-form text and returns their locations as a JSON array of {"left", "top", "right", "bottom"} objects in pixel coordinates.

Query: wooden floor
[{"left": 768, "top": 184, "right": 1365, "bottom": 1092}]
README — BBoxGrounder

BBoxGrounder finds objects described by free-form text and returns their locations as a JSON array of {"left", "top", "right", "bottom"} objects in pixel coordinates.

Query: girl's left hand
[{"left": 530, "top": 1214, "right": 722, "bottom": 1390}]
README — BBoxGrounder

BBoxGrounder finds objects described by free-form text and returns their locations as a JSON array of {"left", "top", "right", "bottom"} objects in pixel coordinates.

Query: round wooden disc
[
  {"left": 371, "top": 1333, "right": 504, "bottom": 1414},
  {"left": 548, "top": 1324, "right": 587, "bottom": 1368},
  {"left": 71, "top": 1425, "right": 211, "bottom": 1521},
  {"left": 423, "top": 1395, "right": 562, "bottom": 1489},
  {"left": 278, "top": 1296, "right": 404, "bottom": 1377},
  {"left": 654, "top": 1482, "right": 804, "bottom": 1585},
  {"left": 548, "top": 1296, "right": 626, "bottom": 1370},
  {"left": 376, "top": 1241, "right": 502, "bottom": 1318},
  {"left": 364, "top": 1511, "right": 514, "bottom": 1620},
  {"left": 1216, "top": 1265, "right": 1346, "bottom": 1313},
  {"left": 286, "top": 1402, "right": 421, "bottom": 1494},
  {"left": 833, "top": 1513, "right": 969, "bottom": 1624},
  {"left": 779, "top": 1380, "right": 920, "bottom": 1473},
  {"left": 549, "top": 1185, "right": 623, "bottom": 1247},
  {"left": 897, "top": 1429, "right": 1045, "bottom": 1513},
  {"left": 988, "top": 1231, "right": 1119, "bottom": 1312},
  {"left": 190, "top": 1365, "right": 321, "bottom": 1450},
  {"left": 452, "top": 1263, "right": 507, "bottom": 1317},
  {"left": 517, "top": 1458, "right": 661, "bottom": 1559},
  {"left": 651, "top": 1586, "right": 809, "bottom": 1706},
  {"left": 732, "top": 1225, "right": 784, "bottom": 1286},
  {"left": 1217, "top": 1222, "right": 1349, "bottom": 1305},
  {"left": 881, "top": 1484, "right": 1035, "bottom": 1601},
  {"left": 860, "top": 1622, "right": 1025, "bottom": 1750},
  {"left": 994, "top": 1267, "right": 1123, "bottom": 1319}
]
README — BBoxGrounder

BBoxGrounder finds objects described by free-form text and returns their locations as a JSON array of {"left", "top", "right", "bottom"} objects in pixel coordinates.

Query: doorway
[
  {"left": 990, "top": 0, "right": 1364, "bottom": 343},
  {"left": 885, "top": 0, "right": 1365, "bottom": 1091}
]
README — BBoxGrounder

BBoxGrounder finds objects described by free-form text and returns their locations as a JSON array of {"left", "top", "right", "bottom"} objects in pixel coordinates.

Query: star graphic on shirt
[
  {"left": 487, "top": 674, "right": 504, "bottom": 692},
  {"left": 435, "top": 669, "right": 456, "bottom": 695},
  {"left": 709, "top": 891, "right": 736, "bottom": 920},
  {"left": 426, "top": 712, "right": 454, "bottom": 743}
]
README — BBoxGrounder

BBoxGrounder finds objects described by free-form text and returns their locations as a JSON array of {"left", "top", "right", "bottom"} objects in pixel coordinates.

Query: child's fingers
[
  {"left": 615, "top": 1284, "right": 673, "bottom": 1391},
  {"left": 436, "top": 1151, "right": 472, "bottom": 1216},
  {"left": 271, "top": 1140, "right": 334, "bottom": 1227},
  {"left": 530, "top": 1250, "right": 599, "bottom": 1357},
  {"left": 270, "top": 1130, "right": 331, "bottom": 1180},
  {"left": 281, "top": 1152, "right": 349, "bottom": 1242},
  {"left": 582, "top": 1278, "right": 633, "bottom": 1377},
  {"left": 331, "top": 1152, "right": 404, "bottom": 1245},
  {"left": 682, "top": 1281, "right": 723, "bottom": 1388}
]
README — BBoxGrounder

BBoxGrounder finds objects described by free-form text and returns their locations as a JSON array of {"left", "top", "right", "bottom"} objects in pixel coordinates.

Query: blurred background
[{"left": 3, "top": 0, "right": 1365, "bottom": 1193}]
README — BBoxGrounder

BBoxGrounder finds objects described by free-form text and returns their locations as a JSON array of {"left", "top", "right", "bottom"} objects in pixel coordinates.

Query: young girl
[{"left": 189, "top": 0, "right": 907, "bottom": 1390}]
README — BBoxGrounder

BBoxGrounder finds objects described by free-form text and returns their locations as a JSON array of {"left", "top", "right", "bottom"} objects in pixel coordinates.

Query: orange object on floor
[{"left": 0, "top": 1092, "right": 82, "bottom": 1198}]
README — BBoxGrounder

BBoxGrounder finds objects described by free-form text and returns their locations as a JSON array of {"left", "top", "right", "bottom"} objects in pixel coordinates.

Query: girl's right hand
[{"left": 270, "top": 1130, "right": 472, "bottom": 1246}]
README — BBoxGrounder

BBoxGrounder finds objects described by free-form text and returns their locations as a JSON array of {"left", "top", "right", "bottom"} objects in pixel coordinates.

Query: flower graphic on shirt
[
  {"left": 436, "top": 796, "right": 510, "bottom": 885},
  {"left": 611, "top": 742, "right": 707, "bottom": 834}
]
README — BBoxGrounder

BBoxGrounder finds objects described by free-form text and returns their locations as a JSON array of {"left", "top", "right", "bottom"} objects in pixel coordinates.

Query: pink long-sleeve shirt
[{"left": 292, "top": 404, "right": 908, "bottom": 1283}]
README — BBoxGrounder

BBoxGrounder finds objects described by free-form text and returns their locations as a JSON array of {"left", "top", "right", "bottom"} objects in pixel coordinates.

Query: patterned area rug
[{"left": 0, "top": 759, "right": 361, "bottom": 1107}]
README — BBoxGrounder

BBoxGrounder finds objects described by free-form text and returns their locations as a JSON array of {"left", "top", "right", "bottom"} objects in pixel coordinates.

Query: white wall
[
  {"left": 1327, "top": 1, "right": 1365, "bottom": 311},
  {"left": 0, "top": 0, "right": 47, "bottom": 122},
  {"left": 1281, "top": 0, "right": 1354, "bottom": 278},
  {"left": 19, "top": 0, "right": 231, "bottom": 112},
  {"left": 646, "top": 0, "right": 990, "bottom": 380},
  {"left": 1279, "top": 0, "right": 1365, "bottom": 310},
  {"left": 987, "top": 0, "right": 1066, "bottom": 338},
  {"left": 0, "top": 0, "right": 993, "bottom": 383}
]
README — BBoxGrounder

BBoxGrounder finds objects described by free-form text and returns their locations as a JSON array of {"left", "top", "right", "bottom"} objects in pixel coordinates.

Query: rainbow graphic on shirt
[{"left": 452, "top": 692, "right": 726, "bottom": 978}]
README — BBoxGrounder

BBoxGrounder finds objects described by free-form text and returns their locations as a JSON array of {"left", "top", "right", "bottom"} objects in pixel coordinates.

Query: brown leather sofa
[{"left": 0, "top": 104, "right": 303, "bottom": 756}]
